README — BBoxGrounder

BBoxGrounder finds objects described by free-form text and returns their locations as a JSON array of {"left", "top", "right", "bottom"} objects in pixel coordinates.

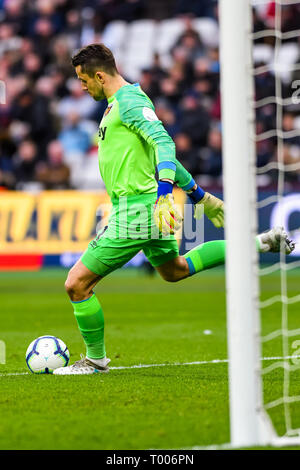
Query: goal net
[{"left": 220, "top": 0, "right": 300, "bottom": 447}]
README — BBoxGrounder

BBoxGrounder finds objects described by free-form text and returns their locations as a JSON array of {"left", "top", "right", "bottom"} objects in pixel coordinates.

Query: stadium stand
[{"left": 0, "top": 0, "right": 299, "bottom": 191}]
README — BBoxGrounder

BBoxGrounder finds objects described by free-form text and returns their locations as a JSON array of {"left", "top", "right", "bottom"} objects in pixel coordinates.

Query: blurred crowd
[{"left": 0, "top": 0, "right": 299, "bottom": 191}]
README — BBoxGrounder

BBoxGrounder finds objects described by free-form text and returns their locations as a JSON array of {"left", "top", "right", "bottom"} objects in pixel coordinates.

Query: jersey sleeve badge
[{"left": 142, "top": 107, "right": 159, "bottom": 121}]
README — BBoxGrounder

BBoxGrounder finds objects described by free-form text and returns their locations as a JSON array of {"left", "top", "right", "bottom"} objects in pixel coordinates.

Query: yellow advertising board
[{"left": 0, "top": 191, "right": 111, "bottom": 254}]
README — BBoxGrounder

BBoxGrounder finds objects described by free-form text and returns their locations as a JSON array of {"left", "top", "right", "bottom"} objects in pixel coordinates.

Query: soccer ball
[{"left": 26, "top": 335, "right": 70, "bottom": 374}]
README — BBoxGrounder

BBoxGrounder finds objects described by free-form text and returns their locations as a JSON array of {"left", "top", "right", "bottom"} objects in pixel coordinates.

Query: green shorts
[
  {"left": 81, "top": 230, "right": 179, "bottom": 276},
  {"left": 80, "top": 193, "right": 179, "bottom": 277}
]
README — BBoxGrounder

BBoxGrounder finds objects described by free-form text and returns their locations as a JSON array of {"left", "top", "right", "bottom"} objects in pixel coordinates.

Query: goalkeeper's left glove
[
  {"left": 188, "top": 185, "right": 224, "bottom": 228},
  {"left": 154, "top": 180, "right": 183, "bottom": 236}
]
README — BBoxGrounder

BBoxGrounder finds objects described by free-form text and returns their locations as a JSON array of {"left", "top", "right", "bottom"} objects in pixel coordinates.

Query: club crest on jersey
[{"left": 104, "top": 103, "right": 113, "bottom": 116}]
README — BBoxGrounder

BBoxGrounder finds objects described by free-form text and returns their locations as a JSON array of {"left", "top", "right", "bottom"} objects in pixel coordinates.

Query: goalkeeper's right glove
[
  {"left": 188, "top": 185, "right": 224, "bottom": 228},
  {"left": 154, "top": 180, "right": 183, "bottom": 236}
]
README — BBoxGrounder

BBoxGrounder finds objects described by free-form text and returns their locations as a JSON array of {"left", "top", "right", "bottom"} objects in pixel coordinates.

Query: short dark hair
[{"left": 71, "top": 43, "right": 118, "bottom": 77}]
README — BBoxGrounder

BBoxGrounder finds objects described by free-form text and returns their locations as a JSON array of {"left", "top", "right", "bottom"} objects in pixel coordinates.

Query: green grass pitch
[{"left": 1, "top": 267, "right": 300, "bottom": 450}]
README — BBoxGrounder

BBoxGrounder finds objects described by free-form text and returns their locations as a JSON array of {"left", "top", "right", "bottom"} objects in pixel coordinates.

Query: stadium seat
[
  {"left": 294, "top": 116, "right": 300, "bottom": 130},
  {"left": 192, "top": 18, "right": 219, "bottom": 48},
  {"left": 122, "top": 20, "right": 157, "bottom": 80},
  {"left": 275, "top": 43, "right": 300, "bottom": 83},
  {"left": 155, "top": 18, "right": 186, "bottom": 57},
  {"left": 253, "top": 44, "right": 274, "bottom": 65},
  {"left": 101, "top": 20, "right": 128, "bottom": 65}
]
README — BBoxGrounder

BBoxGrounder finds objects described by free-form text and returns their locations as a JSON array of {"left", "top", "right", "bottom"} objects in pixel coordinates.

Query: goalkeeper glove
[
  {"left": 154, "top": 180, "right": 183, "bottom": 236},
  {"left": 188, "top": 185, "right": 224, "bottom": 228}
]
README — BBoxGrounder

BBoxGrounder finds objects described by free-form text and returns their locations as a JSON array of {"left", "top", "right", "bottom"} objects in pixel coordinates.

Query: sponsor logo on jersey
[{"left": 99, "top": 126, "right": 107, "bottom": 140}]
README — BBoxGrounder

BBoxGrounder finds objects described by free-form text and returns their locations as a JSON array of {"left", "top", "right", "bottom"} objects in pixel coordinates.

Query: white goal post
[{"left": 219, "top": 0, "right": 300, "bottom": 448}]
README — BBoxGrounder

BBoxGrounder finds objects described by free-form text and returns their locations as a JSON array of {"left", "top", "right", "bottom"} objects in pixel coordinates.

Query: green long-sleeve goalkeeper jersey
[{"left": 97, "top": 83, "right": 194, "bottom": 200}]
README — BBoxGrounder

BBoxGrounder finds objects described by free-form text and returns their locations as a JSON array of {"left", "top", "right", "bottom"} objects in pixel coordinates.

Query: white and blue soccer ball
[{"left": 26, "top": 335, "right": 70, "bottom": 374}]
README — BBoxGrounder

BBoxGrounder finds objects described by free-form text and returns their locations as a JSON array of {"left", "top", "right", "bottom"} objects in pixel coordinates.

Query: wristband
[
  {"left": 157, "top": 180, "right": 174, "bottom": 198},
  {"left": 187, "top": 185, "right": 205, "bottom": 204}
]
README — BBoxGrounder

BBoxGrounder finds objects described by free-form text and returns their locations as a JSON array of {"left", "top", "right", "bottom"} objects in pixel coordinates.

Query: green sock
[
  {"left": 72, "top": 293, "right": 106, "bottom": 360},
  {"left": 184, "top": 237, "right": 263, "bottom": 276},
  {"left": 184, "top": 240, "right": 226, "bottom": 275}
]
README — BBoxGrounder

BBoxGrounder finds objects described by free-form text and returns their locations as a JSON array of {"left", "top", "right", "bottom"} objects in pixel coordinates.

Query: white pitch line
[
  {"left": 111, "top": 359, "right": 228, "bottom": 370},
  {"left": 1, "top": 354, "right": 300, "bottom": 377}
]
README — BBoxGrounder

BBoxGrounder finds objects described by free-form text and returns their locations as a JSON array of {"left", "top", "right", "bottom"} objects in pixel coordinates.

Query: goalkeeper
[{"left": 54, "top": 44, "right": 294, "bottom": 375}]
